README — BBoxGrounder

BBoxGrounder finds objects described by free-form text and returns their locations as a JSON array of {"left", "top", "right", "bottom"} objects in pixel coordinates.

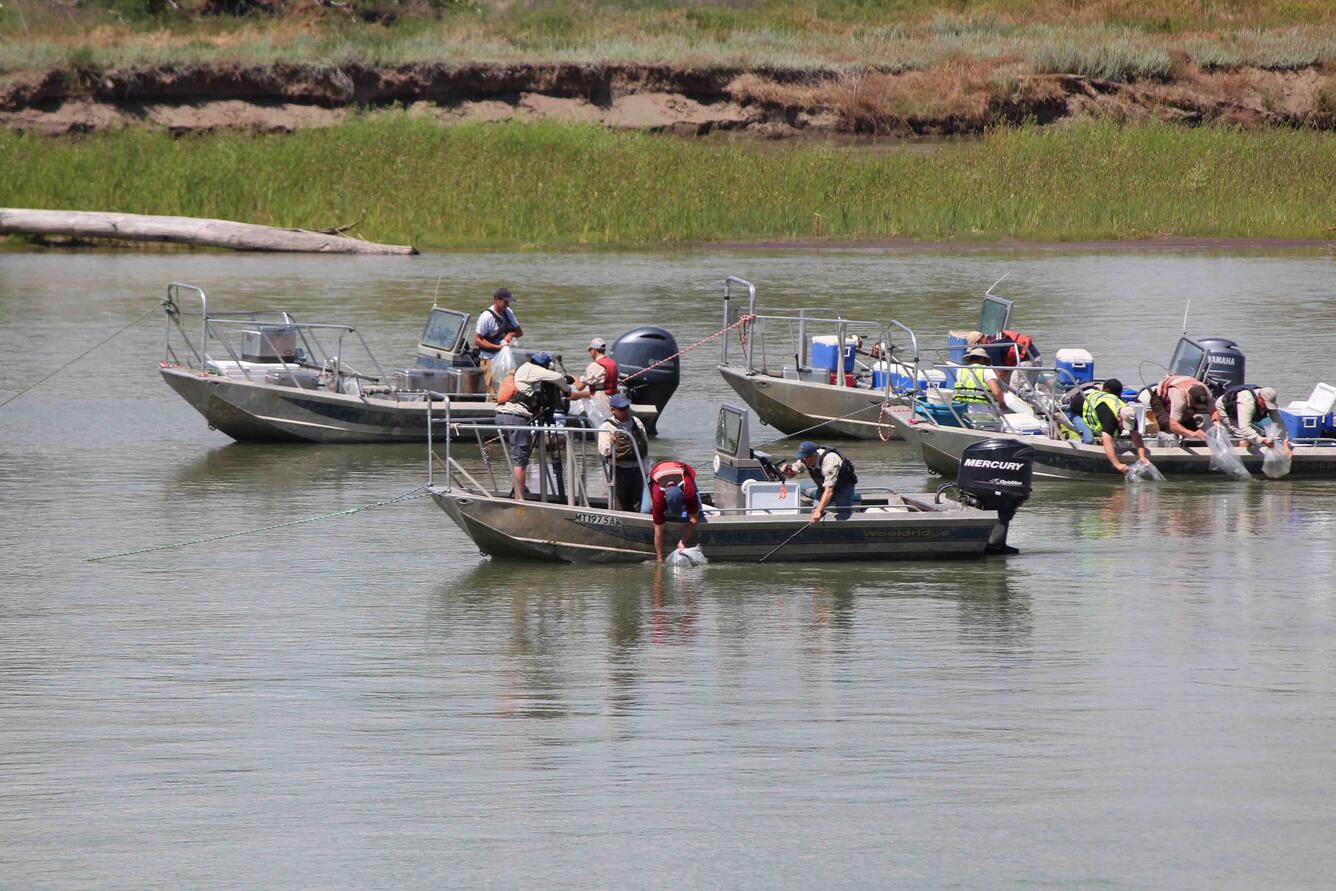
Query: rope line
[
  {"left": 1, "top": 305, "right": 159, "bottom": 409},
  {"left": 85, "top": 485, "right": 430, "bottom": 563},
  {"left": 753, "top": 399, "right": 895, "bottom": 448},
  {"left": 622, "top": 315, "right": 755, "bottom": 382}
]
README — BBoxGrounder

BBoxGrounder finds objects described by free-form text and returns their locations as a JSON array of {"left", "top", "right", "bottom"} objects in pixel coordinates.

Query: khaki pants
[{"left": 480, "top": 358, "right": 495, "bottom": 398}]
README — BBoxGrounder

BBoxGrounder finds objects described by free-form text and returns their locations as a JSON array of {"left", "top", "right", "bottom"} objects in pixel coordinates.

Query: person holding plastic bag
[
  {"left": 473, "top": 287, "right": 523, "bottom": 397},
  {"left": 1140, "top": 375, "right": 1219, "bottom": 441},
  {"left": 1083, "top": 379, "right": 1154, "bottom": 477},
  {"left": 1215, "top": 385, "right": 1292, "bottom": 457},
  {"left": 647, "top": 460, "right": 702, "bottom": 562}
]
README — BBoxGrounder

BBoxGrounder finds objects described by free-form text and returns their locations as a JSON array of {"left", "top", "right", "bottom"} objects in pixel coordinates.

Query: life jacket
[
  {"left": 594, "top": 355, "right": 619, "bottom": 395},
  {"left": 981, "top": 330, "right": 1039, "bottom": 367},
  {"left": 485, "top": 307, "right": 518, "bottom": 339},
  {"left": 952, "top": 366, "right": 993, "bottom": 404},
  {"left": 650, "top": 460, "right": 695, "bottom": 488},
  {"left": 496, "top": 372, "right": 518, "bottom": 404},
  {"left": 1082, "top": 390, "right": 1125, "bottom": 437},
  {"left": 806, "top": 447, "right": 858, "bottom": 490},
  {"left": 603, "top": 416, "right": 647, "bottom": 463},
  {"left": 1220, "top": 384, "right": 1260, "bottom": 425}
]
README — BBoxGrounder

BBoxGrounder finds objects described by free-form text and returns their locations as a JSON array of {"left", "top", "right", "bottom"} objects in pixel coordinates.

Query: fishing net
[
  {"left": 1125, "top": 460, "right": 1165, "bottom": 482},
  {"left": 666, "top": 545, "right": 708, "bottom": 567},
  {"left": 1206, "top": 424, "right": 1252, "bottom": 481},
  {"left": 1261, "top": 441, "right": 1292, "bottom": 479}
]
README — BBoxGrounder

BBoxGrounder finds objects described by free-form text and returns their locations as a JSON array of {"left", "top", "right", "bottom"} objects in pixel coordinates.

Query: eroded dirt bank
[{"left": 4, "top": 61, "right": 1336, "bottom": 137}]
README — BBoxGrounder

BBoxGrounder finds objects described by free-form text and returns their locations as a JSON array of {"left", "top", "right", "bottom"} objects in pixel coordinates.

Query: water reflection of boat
[
  {"left": 158, "top": 282, "right": 679, "bottom": 444},
  {"left": 427, "top": 403, "right": 1036, "bottom": 564}
]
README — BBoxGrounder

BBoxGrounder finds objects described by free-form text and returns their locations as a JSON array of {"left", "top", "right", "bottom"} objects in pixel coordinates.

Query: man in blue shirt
[{"left": 474, "top": 287, "right": 523, "bottom": 396}]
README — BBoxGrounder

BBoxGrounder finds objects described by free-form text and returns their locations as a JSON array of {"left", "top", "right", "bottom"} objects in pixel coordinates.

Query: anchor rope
[
  {"left": 0, "top": 304, "right": 160, "bottom": 409},
  {"left": 752, "top": 399, "right": 900, "bottom": 449},
  {"left": 621, "top": 314, "right": 755, "bottom": 382},
  {"left": 85, "top": 484, "right": 431, "bottom": 563}
]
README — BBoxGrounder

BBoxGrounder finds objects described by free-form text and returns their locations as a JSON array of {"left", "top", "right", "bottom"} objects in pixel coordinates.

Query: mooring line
[
  {"left": 753, "top": 400, "right": 892, "bottom": 448},
  {"left": 1, "top": 305, "right": 160, "bottom": 409},
  {"left": 85, "top": 485, "right": 431, "bottom": 563},
  {"left": 621, "top": 314, "right": 755, "bottom": 382}
]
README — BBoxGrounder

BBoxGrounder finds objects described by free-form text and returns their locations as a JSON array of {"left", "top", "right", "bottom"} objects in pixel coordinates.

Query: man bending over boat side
[
  {"left": 1217, "top": 384, "right": 1293, "bottom": 456},
  {"left": 648, "top": 460, "right": 702, "bottom": 562},
  {"left": 1083, "top": 379, "right": 1152, "bottom": 476}
]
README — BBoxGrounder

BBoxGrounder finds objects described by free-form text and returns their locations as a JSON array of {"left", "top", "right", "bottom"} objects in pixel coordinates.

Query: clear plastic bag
[
  {"left": 1206, "top": 424, "right": 1252, "bottom": 481},
  {"left": 1125, "top": 460, "right": 1165, "bottom": 482},
  {"left": 1261, "top": 441, "right": 1292, "bottom": 479},
  {"left": 490, "top": 344, "right": 519, "bottom": 383},
  {"left": 666, "top": 545, "right": 708, "bottom": 567}
]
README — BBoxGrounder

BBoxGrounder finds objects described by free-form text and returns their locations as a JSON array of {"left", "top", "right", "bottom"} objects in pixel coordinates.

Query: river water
[{"left": 3, "top": 248, "right": 1336, "bottom": 888}]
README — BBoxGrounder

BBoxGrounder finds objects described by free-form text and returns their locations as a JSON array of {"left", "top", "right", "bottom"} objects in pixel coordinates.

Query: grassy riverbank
[
  {"left": 4, "top": 117, "right": 1336, "bottom": 249},
  {"left": 5, "top": 0, "right": 1336, "bottom": 74}
]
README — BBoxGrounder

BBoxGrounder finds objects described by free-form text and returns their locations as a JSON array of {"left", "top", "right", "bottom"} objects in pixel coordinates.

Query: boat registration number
[{"left": 575, "top": 512, "right": 623, "bottom": 527}]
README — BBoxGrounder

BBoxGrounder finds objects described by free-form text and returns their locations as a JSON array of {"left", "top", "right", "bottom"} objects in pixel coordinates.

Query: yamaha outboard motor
[
  {"left": 1197, "top": 336, "right": 1245, "bottom": 396},
  {"left": 951, "top": 438, "right": 1035, "bottom": 555},
  {"left": 611, "top": 326, "right": 680, "bottom": 435}
]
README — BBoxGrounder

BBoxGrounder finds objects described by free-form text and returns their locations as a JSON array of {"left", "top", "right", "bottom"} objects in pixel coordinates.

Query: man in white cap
[
  {"left": 1217, "top": 384, "right": 1292, "bottom": 454},
  {"left": 580, "top": 336, "right": 619, "bottom": 396}
]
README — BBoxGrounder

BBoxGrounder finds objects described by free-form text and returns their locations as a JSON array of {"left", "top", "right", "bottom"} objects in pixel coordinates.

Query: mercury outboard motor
[
  {"left": 611, "top": 326, "right": 680, "bottom": 435},
  {"left": 948, "top": 438, "right": 1035, "bottom": 555},
  {"left": 1196, "top": 336, "right": 1245, "bottom": 396}
]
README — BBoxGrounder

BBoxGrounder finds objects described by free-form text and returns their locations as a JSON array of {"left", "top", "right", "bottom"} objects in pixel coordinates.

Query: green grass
[
  {"left": 3, "top": 116, "right": 1335, "bottom": 248},
  {"left": 6, "top": 0, "right": 1336, "bottom": 74}
]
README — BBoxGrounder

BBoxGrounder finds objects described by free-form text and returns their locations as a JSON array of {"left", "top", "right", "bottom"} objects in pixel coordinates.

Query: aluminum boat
[
  {"left": 426, "top": 402, "right": 1036, "bottom": 564},
  {"left": 158, "top": 283, "right": 679, "bottom": 444}
]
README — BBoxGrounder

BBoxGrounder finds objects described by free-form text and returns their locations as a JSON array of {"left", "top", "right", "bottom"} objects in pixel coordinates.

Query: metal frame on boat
[
  {"left": 426, "top": 399, "right": 1030, "bottom": 564},
  {"left": 716, "top": 276, "right": 923, "bottom": 441},
  {"left": 158, "top": 282, "right": 670, "bottom": 444}
]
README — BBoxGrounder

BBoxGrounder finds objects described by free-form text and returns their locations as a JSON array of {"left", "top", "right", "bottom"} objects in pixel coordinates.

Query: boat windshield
[
  {"left": 979, "top": 295, "right": 1013, "bottom": 335},
  {"left": 1169, "top": 337, "right": 1208, "bottom": 379},
  {"left": 716, "top": 406, "right": 744, "bottom": 457},
  {"left": 421, "top": 308, "right": 469, "bottom": 353}
]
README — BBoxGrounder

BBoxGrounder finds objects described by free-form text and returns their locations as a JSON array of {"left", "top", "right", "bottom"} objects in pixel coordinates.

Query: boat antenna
[
  {"left": 1181, "top": 300, "right": 1190, "bottom": 335},
  {"left": 985, "top": 271, "right": 1011, "bottom": 297},
  {"left": 432, "top": 275, "right": 442, "bottom": 307}
]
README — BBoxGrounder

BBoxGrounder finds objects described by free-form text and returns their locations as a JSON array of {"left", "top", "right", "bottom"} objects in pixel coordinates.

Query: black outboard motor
[
  {"left": 951, "top": 438, "right": 1035, "bottom": 555},
  {"left": 611, "top": 326, "right": 680, "bottom": 435},
  {"left": 1197, "top": 336, "right": 1245, "bottom": 396}
]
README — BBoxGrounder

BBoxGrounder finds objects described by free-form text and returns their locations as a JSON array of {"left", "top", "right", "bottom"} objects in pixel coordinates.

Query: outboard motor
[
  {"left": 951, "top": 438, "right": 1035, "bottom": 555},
  {"left": 1197, "top": 336, "right": 1245, "bottom": 395},
  {"left": 611, "top": 326, "right": 680, "bottom": 435}
]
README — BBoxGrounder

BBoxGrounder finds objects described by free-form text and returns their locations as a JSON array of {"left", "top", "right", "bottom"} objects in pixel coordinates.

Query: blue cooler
[
  {"left": 1280, "top": 409, "right": 1325, "bottom": 440},
  {"left": 810, "top": 335, "right": 855, "bottom": 373},
  {"left": 872, "top": 364, "right": 889, "bottom": 389},
  {"left": 945, "top": 331, "right": 971, "bottom": 385},
  {"left": 1054, "top": 349, "right": 1094, "bottom": 389}
]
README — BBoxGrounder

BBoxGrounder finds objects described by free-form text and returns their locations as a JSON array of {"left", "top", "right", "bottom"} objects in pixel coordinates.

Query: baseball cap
[
  {"left": 664, "top": 484, "right": 685, "bottom": 515},
  {"left": 1187, "top": 384, "right": 1212, "bottom": 411},
  {"left": 493, "top": 287, "right": 513, "bottom": 301},
  {"left": 530, "top": 351, "right": 552, "bottom": 367},
  {"left": 609, "top": 393, "right": 631, "bottom": 409},
  {"left": 588, "top": 337, "right": 608, "bottom": 351},
  {"left": 794, "top": 441, "right": 819, "bottom": 460},
  {"left": 1256, "top": 386, "right": 1278, "bottom": 409}
]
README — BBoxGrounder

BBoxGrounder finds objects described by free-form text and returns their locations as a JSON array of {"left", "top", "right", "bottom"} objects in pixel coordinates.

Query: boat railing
[
  {"left": 720, "top": 277, "right": 920, "bottom": 395},
  {"left": 907, "top": 359, "right": 1081, "bottom": 436},
  {"left": 162, "top": 282, "right": 387, "bottom": 389},
  {"left": 427, "top": 401, "right": 653, "bottom": 510},
  {"left": 426, "top": 403, "right": 915, "bottom": 516}
]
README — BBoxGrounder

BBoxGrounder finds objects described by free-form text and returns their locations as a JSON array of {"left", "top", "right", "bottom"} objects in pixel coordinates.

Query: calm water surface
[{"left": 2, "top": 249, "right": 1336, "bottom": 888}]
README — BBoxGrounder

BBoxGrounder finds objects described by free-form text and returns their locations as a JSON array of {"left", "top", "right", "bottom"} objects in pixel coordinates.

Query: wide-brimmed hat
[{"left": 964, "top": 347, "right": 990, "bottom": 362}]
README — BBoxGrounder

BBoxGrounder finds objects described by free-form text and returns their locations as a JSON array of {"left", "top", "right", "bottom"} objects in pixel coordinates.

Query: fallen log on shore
[{"left": 0, "top": 208, "right": 418, "bottom": 255}]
